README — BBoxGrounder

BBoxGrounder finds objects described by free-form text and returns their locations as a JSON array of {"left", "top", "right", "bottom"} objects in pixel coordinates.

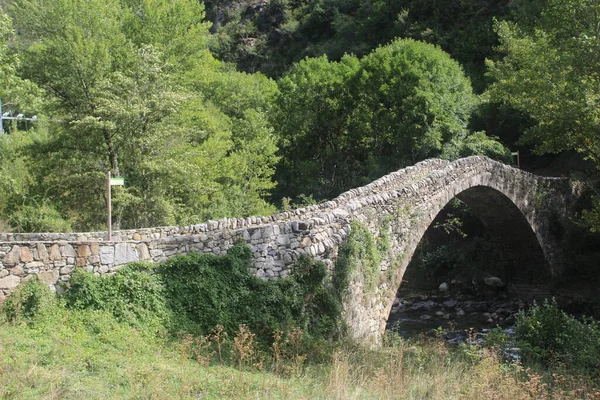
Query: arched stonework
[{"left": 0, "top": 157, "right": 575, "bottom": 344}]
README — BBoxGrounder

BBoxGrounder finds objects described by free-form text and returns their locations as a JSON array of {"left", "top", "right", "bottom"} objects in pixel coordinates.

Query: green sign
[{"left": 110, "top": 177, "right": 124, "bottom": 186}]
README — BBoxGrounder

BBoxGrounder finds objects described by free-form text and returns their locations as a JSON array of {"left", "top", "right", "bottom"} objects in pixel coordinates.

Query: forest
[{"left": 0, "top": 0, "right": 598, "bottom": 234}]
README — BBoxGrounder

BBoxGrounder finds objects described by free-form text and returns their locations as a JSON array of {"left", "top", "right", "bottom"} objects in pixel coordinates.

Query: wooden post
[{"left": 107, "top": 170, "right": 112, "bottom": 241}]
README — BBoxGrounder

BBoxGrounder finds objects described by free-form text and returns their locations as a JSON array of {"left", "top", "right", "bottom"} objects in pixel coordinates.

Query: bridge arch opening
[
  {"left": 392, "top": 184, "right": 551, "bottom": 303},
  {"left": 385, "top": 185, "right": 551, "bottom": 336}
]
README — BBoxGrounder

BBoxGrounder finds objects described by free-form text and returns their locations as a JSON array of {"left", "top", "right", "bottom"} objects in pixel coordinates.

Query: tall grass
[
  {"left": 1, "top": 309, "right": 599, "bottom": 399},
  {"left": 1, "top": 253, "right": 599, "bottom": 399}
]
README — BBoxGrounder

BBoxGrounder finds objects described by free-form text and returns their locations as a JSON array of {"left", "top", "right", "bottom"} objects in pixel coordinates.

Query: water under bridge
[{"left": 0, "top": 156, "right": 576, "bottom": 344}]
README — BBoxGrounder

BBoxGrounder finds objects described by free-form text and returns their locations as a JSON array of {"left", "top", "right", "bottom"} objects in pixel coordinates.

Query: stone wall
[{"left": 0, "top": 156, "right": 574, "bottom": 345}]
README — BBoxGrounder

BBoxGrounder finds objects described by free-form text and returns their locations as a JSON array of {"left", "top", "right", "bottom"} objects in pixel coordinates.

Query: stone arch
[{"left": 345, "top": 160, "right": 569, "bottom": 345}]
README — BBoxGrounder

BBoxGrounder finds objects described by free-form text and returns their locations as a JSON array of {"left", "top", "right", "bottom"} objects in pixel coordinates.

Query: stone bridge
[{"left": 0, "top": 156, "right": 575, "bottom": 344}]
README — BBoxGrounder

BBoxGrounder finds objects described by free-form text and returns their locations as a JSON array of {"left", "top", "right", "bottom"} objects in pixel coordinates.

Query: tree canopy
[{"left": 273, "top": 39, "right": 479, "bottom": 201}]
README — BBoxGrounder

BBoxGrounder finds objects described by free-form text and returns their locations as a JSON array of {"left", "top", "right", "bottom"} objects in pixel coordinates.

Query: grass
[{"left": 1, "top": 309, "right": 599, "bottom": 399}]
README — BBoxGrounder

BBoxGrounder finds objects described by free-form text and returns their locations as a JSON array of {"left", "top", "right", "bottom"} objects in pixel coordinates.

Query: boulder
[
  {"left": 484, "top": 276, "right": 505, "bottom": 287},
  {"left": 439, "top": 282, "right": 449, "bottom": 292}
]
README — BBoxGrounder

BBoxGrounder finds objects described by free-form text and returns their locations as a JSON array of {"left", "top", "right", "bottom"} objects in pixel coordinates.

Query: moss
[{"left": 334, "top": 221, "right": 392, "bottom": 296}]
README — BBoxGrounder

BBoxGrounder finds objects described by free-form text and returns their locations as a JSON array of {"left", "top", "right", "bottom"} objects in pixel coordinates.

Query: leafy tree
[
  {"left": 274, "top": 39, "right": 478, "bottom": 201},
  {"left": 486, "top": 0, "right": 600, "bottom": 163},
  {"left": 8, "top": 0, "right": 279, "bottom": 230},
  {"left": 486, "top": 0, "right": 600, "bottom": 228}
]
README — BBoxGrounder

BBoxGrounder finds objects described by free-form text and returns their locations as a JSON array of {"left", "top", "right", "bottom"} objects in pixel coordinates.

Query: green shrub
[
  {"left": 515, "top": 298, "right": 600, "bottom": 372},
  {"left": 63, "top": 263, "right": 169, "bottom": 332},
  {"left": 2, "top": 276, "right": 58, "bottom": 322},
  {"left": 159, "top": 243, "right": 343, "bottom": 341}
]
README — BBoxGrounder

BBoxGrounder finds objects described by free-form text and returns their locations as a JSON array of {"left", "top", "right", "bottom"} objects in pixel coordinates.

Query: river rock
[
  {"left": 420, "top": 314, "right": 432, "bottom": 320},
  {"left": 456, "top": 308, "right": 465, "bottom": 318},
  {"left": 411, "top": 300, "right": 435, "bottom": 311},
  {"left": 439, "top": 282, "right": 449, "bottom": 292},
  {"left": 484, "top": 276, "right": 505, "bottom": 287},
  {"left": 442, "top": 299, "right": 457, "bottom": 308}
]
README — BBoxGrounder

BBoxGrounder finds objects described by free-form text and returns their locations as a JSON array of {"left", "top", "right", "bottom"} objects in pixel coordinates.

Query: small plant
[
  {"left": 63, "top": 263, "right": 169, "bottom": 332},
  {"left": 211, "top": 324, "right": 227, "bottom": 366},
  {"left": 515, "top": 298, "right": 600, "bottom": 372},
  {"left": 232, "top": 324, "right": 256, "bottom": 370}
]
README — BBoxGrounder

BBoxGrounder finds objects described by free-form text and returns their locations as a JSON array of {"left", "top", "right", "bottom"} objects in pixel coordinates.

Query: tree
[
  {"left": 486, "top": 0, "right": 600, "bottom": 230},
  {"left": 274, "top": 39, "right": 478, "bottom": 201},
  {"left": 8, "top": 0, "right": 280, "bottom": 230},
  {"left": 486, "top": 0, "right": 600, "bottom": 164}
]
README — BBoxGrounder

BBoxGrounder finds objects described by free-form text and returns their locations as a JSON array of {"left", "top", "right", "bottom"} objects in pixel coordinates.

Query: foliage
[
  {"left": 0, "top": 130, "right": 72, "bottom": 232},
  {"left": 486, "top": 0, "right": 600, "bottom": 164},
  {"left": 0, "top": 11, "right": 41, "bottom": 117},
  {"left": 334, "top": 221, "right": 383, "bottom": 295},
  {"left": 3, "top": 304, "right": 598, "bottom": 399},
  {"left": 6, "top": 0, "right": 279, "bottom": 231},
  {"left": 207, "top": 0, "right": 510, "bottom": 92},
  {"left": 2, "top": 275, "right": 58, "bottom": 323},
  {"left": 441, "top": 131, "right": 512, "bottom": 163},
  {"left": 60, "top": 242, "right": 341, "bottom": 342},
  {"left": 159, "top": 243, "right": 342, "bottom": 341},
  {"left": 274, "top": 38, "right": 478, "bottom": 201},
  {"left": 515, "top": 298, "right": 600, "bottom": 371},
  {"left": 62, "top": 263, "right": 170, "bottom": 333}
]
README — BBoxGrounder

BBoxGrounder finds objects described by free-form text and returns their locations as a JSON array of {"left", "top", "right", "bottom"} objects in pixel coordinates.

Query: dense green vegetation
[
  {"left": 1, "top": 250, "right": 599, "bottom": 398},
  {"left": 0, "top": 0, "right": 598, "bottom": 230},
  {"left": 55, "top": 242, "right": 343, "bottom": 346},
  {"left": 0, "top": 0, "right": 598, "bottom": 232},
  {"left": 0, "top": 0, "right": 558, "bottom": 230}
]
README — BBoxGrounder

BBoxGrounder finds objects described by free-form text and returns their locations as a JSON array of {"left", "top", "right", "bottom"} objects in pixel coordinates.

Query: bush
[
  {"left": 63, "top": 263, "right": 169, "bottom": 332},
  {"left": 515, "top": 298, "right": 600, "bottom": 372},
  {"left": 159, "top": 243, "right": 343, "bottom": 341},
  {"left": 2, "top": 276, "right": 58, "bottom": 322},
  {"left": 60, "top": 242, "right": 343, "bottom": 350}
]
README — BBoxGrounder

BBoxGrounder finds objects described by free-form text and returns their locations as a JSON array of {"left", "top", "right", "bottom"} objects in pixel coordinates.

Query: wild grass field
[{"left": 0, "top": 247, "right": 599, "bottom": 399}]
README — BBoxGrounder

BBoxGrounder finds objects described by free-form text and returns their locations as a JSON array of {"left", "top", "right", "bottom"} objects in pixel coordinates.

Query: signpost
[
  {"left": 511, "top": 151, "right": 520, "bottom": 169},
  {"left": 107, "top": 171, "right": 124, "bottom": 241}
]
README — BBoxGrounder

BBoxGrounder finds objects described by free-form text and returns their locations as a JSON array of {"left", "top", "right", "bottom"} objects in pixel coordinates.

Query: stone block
[
  {"left": 77, "top": 245, "right": 90, "bottom": 258},
  {"left": 136, "top": 243, "right": 150, "bottom": 260},
  {"left": 100, "top": 246, "right": 115, "bottom": 265},
  {"left": 37, "top": 270, "right": 59, "bottom": 285},
  {"left": 36, "top": 243, "right": 49, "bottom": 261},
  {"left": 10, "top": 265, "right": 24, "bottom": 276},
  {"left": 0, "top": 275, "right": 20, "bottom": 290},
  {"left": 20, "top": 247, "right": 33, "bottom": 263},
  {"left": 60, "top": 244, "right": 76, "bottom": 258},
  {"left": 49, "top": 244, "right": 62, "bottom": 261},
  {"left": 3, "top": 246, "right": 20, "bottom": 266},
  {"left": 90, "top": 242, "right": 100, "bottom": 256},
  {"left": 276, "top": 234, "right": 290, "bottom": 246},
  {"left": 25, "top": 261, "right": 44, "bottom": 269},
  {"left": 114, "top": 243, "right": 138, "bottom": 265},
  {"left": 60, "top": 265, "right": 74, "bottom": 275}
]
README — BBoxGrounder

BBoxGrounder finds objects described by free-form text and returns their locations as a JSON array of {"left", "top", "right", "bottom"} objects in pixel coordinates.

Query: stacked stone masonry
[{"left": 0, "top": 156, "right": 574, "bottom": 345}]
